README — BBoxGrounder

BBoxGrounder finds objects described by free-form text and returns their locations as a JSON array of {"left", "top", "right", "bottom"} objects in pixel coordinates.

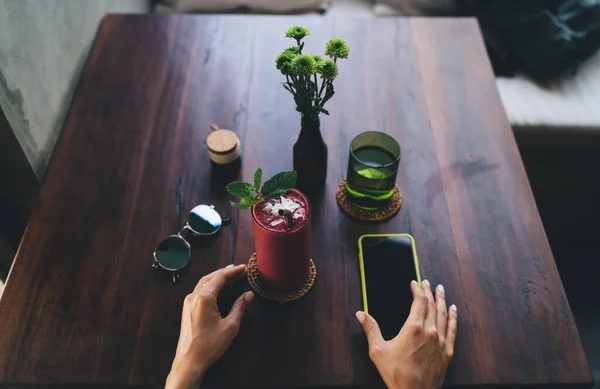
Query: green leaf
[
  {"left": 231, "top": 197, "right": 264, "bottom": 210},
  {"left": 317, "top": 107, "right": 329, "bottom": 115},
  {"left": 267, "top": 188, "right": 290, "bottom": 199},
  {"left": 231, "top": 198, "right": 252, "bottom": 210},
  {"left": 321, "top": 83, "right": 336, "bottom": 107},
  {"left": 261, "top": 171, "right": 297, "bottom": 197},
  {"left": 254, "top": 168, "right": 262, "bottom": 191},
  {"left": 230, "top": 200, "right": 246, "bottom": 210},
  {"left": 226, "top": 181, "right": 254, "bottom": 197},
  {"left": 324, "top": 83, "right": 335, "bottom": 100}
]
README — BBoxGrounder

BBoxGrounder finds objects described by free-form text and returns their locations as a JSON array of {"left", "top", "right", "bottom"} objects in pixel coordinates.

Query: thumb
[
  {"left": 226, "top": 291, "right": 254, "bottom": 326},
  {"left": 356, "top": 311, "right": 384, "bottom": 348}
]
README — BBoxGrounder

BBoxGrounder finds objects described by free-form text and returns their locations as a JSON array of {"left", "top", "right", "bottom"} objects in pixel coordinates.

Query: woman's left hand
[{"left": 166, "top": 264, "right": 254, "bottom": 389}]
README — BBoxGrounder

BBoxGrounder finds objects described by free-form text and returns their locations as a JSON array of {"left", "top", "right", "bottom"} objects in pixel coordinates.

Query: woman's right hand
[{"left": 356, "top": 280, "right": 458, "bottom": 389}]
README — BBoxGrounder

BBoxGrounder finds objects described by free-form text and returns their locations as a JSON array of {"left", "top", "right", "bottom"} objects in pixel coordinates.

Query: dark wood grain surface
[{"left": 0, "top": 15, "right": 592, "bottom": 388}]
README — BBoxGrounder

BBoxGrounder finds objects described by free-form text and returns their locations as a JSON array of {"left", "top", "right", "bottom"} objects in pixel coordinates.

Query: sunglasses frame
[{"left": 152, "top": 205, "right": 227, "bottom": 283}]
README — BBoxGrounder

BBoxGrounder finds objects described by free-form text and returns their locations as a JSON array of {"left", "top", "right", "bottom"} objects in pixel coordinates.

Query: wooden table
[{"left": 0, "top": 15, "right": 592, "bottom": 388}]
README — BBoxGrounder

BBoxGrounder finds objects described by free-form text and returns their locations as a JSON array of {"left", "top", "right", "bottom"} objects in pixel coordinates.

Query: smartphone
[{"left": 358, "top": 234, "right": 421, "bottom": 339}]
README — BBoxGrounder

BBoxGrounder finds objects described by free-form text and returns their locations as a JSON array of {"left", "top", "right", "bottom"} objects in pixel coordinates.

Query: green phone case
[{"left": 358, "top": 233, "right": 421, "bottom": 314}]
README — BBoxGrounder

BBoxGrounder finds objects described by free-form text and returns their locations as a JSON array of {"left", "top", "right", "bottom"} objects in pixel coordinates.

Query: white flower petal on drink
[
  {"left": 264, "top": 202, "right": 274, "bottom": 213},
  {"left": 263, "top": 195, "right": 300, "bottom": 217},
  {"left": 293, "top": 208, "right": 305, "bottom": 219}
]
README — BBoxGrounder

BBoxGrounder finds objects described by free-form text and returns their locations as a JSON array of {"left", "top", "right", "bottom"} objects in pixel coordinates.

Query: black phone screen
[{"left": 361, "top": 235, "right": 417, "bottom": 339}]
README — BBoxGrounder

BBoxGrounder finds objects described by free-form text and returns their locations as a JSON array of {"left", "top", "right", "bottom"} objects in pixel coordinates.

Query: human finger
[
  {"left": 194, "top": 264, "right": 245, "bottom": 295},
  {"left": 436, "top": 284, "right": 448, "bottom": 345},
  {"left": 226, "top": 291, "right": 255, "bottom": 330},
  {"left": 407, "top": 280, "right": 427, "bottom": 325},
  {"left": 356, "top": 311, "right": 385, "bottom": 358},
  {"left": 445, "top": 304, "right": 458, "bottom": 361},
  {"left": 422, "top": 280, "right": 437, "bottom": 331}
]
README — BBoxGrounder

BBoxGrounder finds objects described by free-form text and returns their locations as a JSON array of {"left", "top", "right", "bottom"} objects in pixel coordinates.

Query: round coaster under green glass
[{"left": 336, "top": 178, "right": 402, "bottom": 222}]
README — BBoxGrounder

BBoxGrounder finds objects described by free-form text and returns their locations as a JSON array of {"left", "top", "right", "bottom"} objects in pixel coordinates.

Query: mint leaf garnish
[
  {"left": 267, "top": 188, "right": 290, "bottom": 199},
  {"left": 226, "top": 181, "right": 254, "bottom": 197},
  {"left": 226, "top": 168, "right": 297, "bottom": 210},
  {"left": 262, "top": 171, "right": 297, "bottom": 197},
  {"left": 254, "top": 168, "right": 262, "bottom": 191},
  {"left": 231, "top": 197, "right": 264, "bottom": 210}
]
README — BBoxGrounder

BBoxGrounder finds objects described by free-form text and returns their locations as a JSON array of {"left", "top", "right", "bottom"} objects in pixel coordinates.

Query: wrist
[
  {"left": 166, "top": 370, "right": 204, "bottom": 389},
  {"left": 387, "top": 381, "right": 413, "bottom": 389},
  {"left": 383, "top": 368, "right": 417, "bottom": 389},
  {"left": 166, "top": 358, "right": 206, "bottom": 389}
]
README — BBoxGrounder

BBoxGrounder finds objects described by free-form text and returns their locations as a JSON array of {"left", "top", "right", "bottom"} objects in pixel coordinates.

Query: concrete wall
[{"left": 0, "top": 0, "right": 150, "bottom": 180}]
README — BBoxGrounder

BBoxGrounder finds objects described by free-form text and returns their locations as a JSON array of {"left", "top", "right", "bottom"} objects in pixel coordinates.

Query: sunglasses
[{"left": 152, "top": 205, "right": 229, "bottom": 283}]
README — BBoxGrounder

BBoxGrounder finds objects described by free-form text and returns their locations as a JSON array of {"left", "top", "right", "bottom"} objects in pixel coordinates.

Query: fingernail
[
  {"left": 355, "top": 311, "right": 366, "bottom": 324},
  {"left": 237, "top": 264, "right": 245, "bottom": 268},
  {"left": 411, "top": 280, "right": 418, "bottom": 287},
  {"left": 245, "top": 291, "right": 255, "bottom": 303},
  {"left": 437, "top": 284, "right": 445, "bottom": 294},
  {"left": 422, "top": 279, "right": 430, "bottom": 288},
  {"left": 450, "top": 304, "right": 457, "bottom": 312},
  {"left": 226, "top": 264, "right": 234, "bottom": 268}
]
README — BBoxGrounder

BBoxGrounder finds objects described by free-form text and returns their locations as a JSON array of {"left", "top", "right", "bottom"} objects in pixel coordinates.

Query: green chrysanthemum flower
[
  {"left": 280, "top": 62, "right": 294, "bottom": 76},
  {"left": 317, "top": 60, "right": 338, "bottom": 81},
  {"left": 292, "top": 54, "right": 316, "bottom": 76},
  {"left": 311, "top": 54, "right": 324, "bottom": 64},
  {"left": 325, "top": 38, "right": 350, "bottom": 59},
  {"left": 285, "top": 26, "right": 311, "bottom": 40},
  {"left": 276, "top": 52, "right": 295, "bottom": 70},
  {"left": 285, "top": 46, "right": 300, "bottom": 54}
]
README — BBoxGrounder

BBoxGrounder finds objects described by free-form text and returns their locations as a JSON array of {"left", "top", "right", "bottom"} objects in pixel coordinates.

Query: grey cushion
[
  {"left": 160, "top": 0, "right": 329, "bottom": 13},
  {"left": 497, "top": 51, "right": 600, "bottom": 131},
  {"left": 374, "top": 0, "right": 456, "bottom": 16}
]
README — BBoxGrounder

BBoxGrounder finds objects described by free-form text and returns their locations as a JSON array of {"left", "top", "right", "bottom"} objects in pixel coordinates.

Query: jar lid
[{"left": 206, "top": 128, "right": 239, "bottom": 155}]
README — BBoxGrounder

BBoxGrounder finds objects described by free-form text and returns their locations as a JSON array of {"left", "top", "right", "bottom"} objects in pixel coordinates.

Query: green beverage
[{"left": 346, "top": 132, "right": 400, "bottom": 210}]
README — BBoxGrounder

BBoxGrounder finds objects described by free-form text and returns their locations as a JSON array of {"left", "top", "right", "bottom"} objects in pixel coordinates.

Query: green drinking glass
[{"left": 345, "top": 131, "right": 401, "bottom": 210}]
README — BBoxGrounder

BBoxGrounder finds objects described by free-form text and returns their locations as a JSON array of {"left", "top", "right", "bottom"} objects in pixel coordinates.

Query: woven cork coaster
[
  {"left": 336, "top": 178, "right": 402, "bottom": 222},
  {"left": 246, "top": 253, "right": 316, "bottom": 303}
]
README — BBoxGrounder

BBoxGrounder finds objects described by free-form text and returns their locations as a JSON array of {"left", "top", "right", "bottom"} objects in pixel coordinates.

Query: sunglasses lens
[
  {"left": 188, "top": 205, "right": 222, "bottom": 235},
  {"left": 154, "top": 236, "right": 190, "bottom": 271}
]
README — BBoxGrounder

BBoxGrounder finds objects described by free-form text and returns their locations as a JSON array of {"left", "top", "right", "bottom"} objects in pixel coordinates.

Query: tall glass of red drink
[{"left": 251, "top": 188, "right": 311, "bottom": 291}]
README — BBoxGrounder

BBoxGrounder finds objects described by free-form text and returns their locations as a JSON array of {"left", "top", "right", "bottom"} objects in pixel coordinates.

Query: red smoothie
[{"left": 251, "top": 189, "right": 311, "bottom": 291}]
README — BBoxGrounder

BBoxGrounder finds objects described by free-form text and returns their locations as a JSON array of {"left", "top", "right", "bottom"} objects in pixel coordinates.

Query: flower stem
[
  {"left": 305, "top": 76, "right": 310, "bottom": 97},
  {"left": 318, "top": 77, "right": 326, "bottom": 98},
  {"left": 290, "top": 75, "right": 300, "bottom": 91},
  {"left": 286, "top": 75, "right": 296, "bottom": 92}
]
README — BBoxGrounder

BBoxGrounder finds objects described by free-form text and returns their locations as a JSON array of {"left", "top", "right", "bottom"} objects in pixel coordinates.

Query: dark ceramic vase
[{"left": 293, "top": 113, "right": 327, "bottom": 191}]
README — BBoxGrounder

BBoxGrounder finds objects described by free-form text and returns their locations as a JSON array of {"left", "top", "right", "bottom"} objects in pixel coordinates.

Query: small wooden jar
[{"left": 206, "top": 124, "right": 241, "bottom": 164}]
